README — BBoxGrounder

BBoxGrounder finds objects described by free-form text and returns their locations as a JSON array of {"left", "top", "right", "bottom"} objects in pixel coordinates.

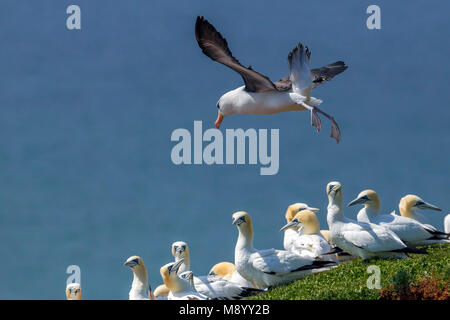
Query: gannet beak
[
  {"left": 170, "top": 259, "right": 184, "bottom": 274},
  {"left": 306, "top": 207, "right": 320, "bottom": 212},
  {"left": 124, "top": 258, "right": 139, "bottom": 267},
  {"left": 215, "top": 111, "right": 224, "bottom": 129},
  {"left": 348, "top": 197, "right": 367, "bottom": 207},
  {"left": 416, "top": 201, "right": 442, "bottom": 211},
  {"left": 280, "top": 220, "right": 300, "bottom": 232}
]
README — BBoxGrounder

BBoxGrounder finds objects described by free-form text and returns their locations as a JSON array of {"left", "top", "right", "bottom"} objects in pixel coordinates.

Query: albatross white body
[{"left": 219, "top": 86, "right": 322, "bottom": 115}]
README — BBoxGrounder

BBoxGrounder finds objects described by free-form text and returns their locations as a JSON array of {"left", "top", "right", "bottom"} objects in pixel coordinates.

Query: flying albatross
[{"left": 195, "top": 16, "right": 348, "bottom": 142}]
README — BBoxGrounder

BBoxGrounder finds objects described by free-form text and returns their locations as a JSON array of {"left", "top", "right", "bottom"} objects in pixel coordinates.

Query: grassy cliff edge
[{"left": 251, "top": 244, "right": 450, "bottom": 300}]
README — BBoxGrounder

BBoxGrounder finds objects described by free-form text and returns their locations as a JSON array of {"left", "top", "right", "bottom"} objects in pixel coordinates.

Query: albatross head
[
  {"left": 215, "top": 91, "right": 238, "bottom": 128},
  {"left": 285, "top": 203, "right": 320, "bottom": 223},
  {"left": 280, "top": 210, "right": 320, "bottom": 235},
  {"left": 66, "top": 283, "right": 82, "bottom": 300},
  {"left": 348, "top": 189, "right": 380, "bottom": 212},
  {"left": 399, "top": 194, "right": 442, "bottom": 218}
]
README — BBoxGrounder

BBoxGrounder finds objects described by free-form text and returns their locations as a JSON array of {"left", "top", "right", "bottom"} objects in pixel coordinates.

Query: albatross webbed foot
[
  {"left": 314, "top": 107, "right": 341, "bottom": 144},
  {"left": 311, "top": 108, "right": 322, "bottom": 132},
  {"left": 330, "top": 116, "right": 341, "bottom": 143}
]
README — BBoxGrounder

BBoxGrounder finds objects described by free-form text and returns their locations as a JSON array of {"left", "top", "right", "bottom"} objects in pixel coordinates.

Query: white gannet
[
  {"left": 66, "top": 283, "right": 82, "bottom": 300},
  {"left": 153, "top": 284, "right": 169, "bottom": 300},
  {"left": 349, "top": 190, "right": 449, "bottom": 246},
  {"left": 280, "top": 210, "right": 337, "bottom": 262},
  {"left": 171, "top": 241, "right": 262, "bottom": 299},
  {"left": 232, "top": 211, "right": 336, "bottom": 288},
  {"left": 283, "top": 203, "right": 320, "bottom": 253},
  {"left": 326, "top": 182, "right": 427, "bottom": 260},
  {"left": 209, "top": 262, "right": 256, "bottom": 288},
  {"left": 398, "top": 194, "right": 443, "bottom": 226},
  {"left": 124, "top": 255, "right": 153, "bottom": 300},
  {"left": 284, "top": 203, "right": 354, "bottom": 262},
  {"left": 160, "top": 260, "right": 208, "bottom": 300},
  {"left": 195, "top": 16, "right": 347, "bottom": 142},
  {"left": 445, "top": 214, "right": 450, "bottom": 234},
  {"left": 171, "top": 241, "right": 190, "bottom": 273}
]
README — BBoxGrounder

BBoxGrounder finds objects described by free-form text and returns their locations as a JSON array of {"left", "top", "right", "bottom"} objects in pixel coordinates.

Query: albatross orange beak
[{"left": 215, "top": 111, "right": 224, "bottom": 129}]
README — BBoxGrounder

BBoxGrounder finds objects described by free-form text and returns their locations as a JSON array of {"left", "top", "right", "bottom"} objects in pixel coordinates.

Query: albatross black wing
[
  {"left": 274, "top": 61, "right": 348, "bottom": 91},
  {"left": 195, "top": 16, "right": 277, "bottom": 93},
  {"left": 310, "top": 61, "right": 348, "bottom": 88}
]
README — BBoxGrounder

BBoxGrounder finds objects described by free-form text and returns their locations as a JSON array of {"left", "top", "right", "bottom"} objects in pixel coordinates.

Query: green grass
[{"left": 251, "top": 244, "right": 450, "bottom": 300}]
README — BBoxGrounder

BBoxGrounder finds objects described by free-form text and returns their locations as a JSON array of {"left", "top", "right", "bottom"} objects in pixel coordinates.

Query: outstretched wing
[
  {"left": 274, "top": 61, "right": 348, "bottom": 91},
  {"left": 195, "top": 16, "right": 277, "bottom": 93},
  {"left": 310, "top": 61, "right": 348, "bottom": 88},
  {"left": 288, "top": 43, "right": 312, "bottom": 96}
]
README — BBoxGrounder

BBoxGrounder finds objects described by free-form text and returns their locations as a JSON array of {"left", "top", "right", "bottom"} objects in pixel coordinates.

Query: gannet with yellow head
[
  {"left": 160, "top": 260, "right": 208, "bottom": 300},
  {"left": 283, "top": 203, "right": 320, "bottom": 252},
  {"left": 326, "top": 182, "right": 427, "bottom": 260},
  {"left": 153, "top": 284, "right": 169, "bottom": 300},
  {"left": 280, "top": 210, "right": 337, "bottom": 261},
  {"left": 399, "top": 195, "right": 442, "bottom": 224},
  {"left": 347, "top": 190, "right": 381, "bottom": 223},
  {"left": 170, "top": 241, "right": 262, "bottom": 299},
  {"left": 124, "top": 255, "right": 152, "bottom": 300},
  {"left": 209, "top": 262, "right": 257, "bottom": 289},
  {"left": 66, "top": 283, "right": 82, "bottom": 300},
  {"left": 233, "top": 211, "right": 336, "bottom": 288},
  {"left": 349, "top": 190, "right": 449, "bottom": 245}
]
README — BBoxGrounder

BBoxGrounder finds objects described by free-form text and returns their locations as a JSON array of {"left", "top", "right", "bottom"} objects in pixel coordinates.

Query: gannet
[
  {"left": 66, "top": 283, "right": 82, "bottom": 300},
  {"left": 284, "top": 203, "right": 354, "bottom": 262},
  {"left": 232, "top": 211, "right": 336, "bottom": 288},
  {"left": 195, "top": 16, "right": 348, "bottom": 142},
  {"left": 171, "top": 241, "right": 262, "bottom": 299},
  {"left": 445, "top": 214, "right": 450, "bottom": 234},
  {"left": 398, "top": 194, "right": 443, "bottom": 225},
  {"left": 209, "top": 262, "right": 256, "bottom": 288},
  {"left": 280, "top": 210, "right": 337, "bottom": 261},
  {"left": 349, "top": 190, "right": 449, "bottom": 245},
  {"left": 153, "top": 284, "right": 169, "bottom": 300},
  {"left": 283, "top": 203, "right": 320, "bottom": 253},
  {"left": 124, "top": 255, "right": 153, "bottom": 300},
  {"left": 160, "top": 260, "right": 208, "bottom": 300},
  {"left": 326, "top": 182, "right": 427, "bottom": 260}
]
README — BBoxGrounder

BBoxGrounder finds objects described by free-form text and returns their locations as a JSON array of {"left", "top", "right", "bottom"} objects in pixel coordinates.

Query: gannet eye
[
  {"left": 292, "top": 218, "right": 299, "bottom": 223},
  {"left": 415, "top": 200, "right": 425, "bottom": 207},
  {"left": 361, "top": 195, "right": 370, "bottom": 201}
]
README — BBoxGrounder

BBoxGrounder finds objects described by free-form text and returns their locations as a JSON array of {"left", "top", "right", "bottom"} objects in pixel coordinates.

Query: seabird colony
[{"left": 65, "top": 17, "right": 448, "bottom": 300}]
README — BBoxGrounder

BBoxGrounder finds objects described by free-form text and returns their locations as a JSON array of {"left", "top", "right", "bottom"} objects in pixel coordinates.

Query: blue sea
[{"left": 0, "top": 1, "right": 448, "bottom": 299}]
